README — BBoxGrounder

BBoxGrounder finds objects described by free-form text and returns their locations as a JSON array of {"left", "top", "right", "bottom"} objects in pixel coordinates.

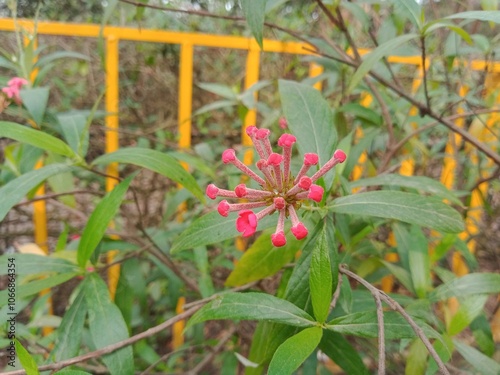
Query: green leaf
[
  {"left": 53, "top": 370, "right": 93, "bottom": 375},
  {"left": 34, "top": 51, "right": 90, "bottom": 68},
  {"left": 348, "top": 174, "right": 462, "bottom": 206},
  {"left": 57, "top": 112, "right": 89, "bottom": 156},
  {"left": 405, "top": 339, "right": 428, "bottom": 375},
  {"left": 187, "top": 292, "right": 316, "bottom": 328},
  {"left": 453, "top": 340, "right": 500, "bottom": 375},
  {"left": 77, "top": 174, "right": 135, "bottom": 268},
  {"left": 423, "top": 21, "right": 472, "bottom": 44},
  {"left": 0, "top": 273, "right": 77, "bottom": 307},
  {"left": 268, "top": 327, "right": 323, "bottom": 375},
  {"left": 309, "top": 228, "right": 332, "bottom": 323},
  {"left": 326, "top": 311, "right": 439, "bottom": 339},
  {"left": 331, "top": 191, "right": 464, "bottom": 233},
  {"left": 92, "top": 147, "right": 204, "bottom": 202},
  {"left": 446, "top": 10, "right": 500, "bottom": 24},
  {"left": 407, "top": 226, "right": 431, "bottom": 299},
  {"left": 240, "top": 0, "right": 267, "bottom": 48},
  {"left": 197, "top": 82, "right": 238, "bottom": 100},
  {"left": 319, "top": 330, "right": 369, "bottom": 375},
  {"left": 226, "top": 232, "right": 300, "bottom": 287},
  {"left": 19, "top": 87, "right": 50, "bottom": 126},
  {"left": 0, "top": 121, "right": 77, "bottom": 159},
  {"left": 0, "top": 163, "right": 72, "bottom": 222},
  {"left": 393, "top": 0, "right": 423, "bottom": 28},
  {"left": 171, "top": 211, "right": 275, "bottom": 254},
  {"left": 0, "top": 254, "right": 79, "bottom": 275},
  {"left": 279, "top": 79, "right": 337, "bottom": 187},
  {"left": 448, "top": 294, "right": 488, "bottom": 336},
  {"left": 15, "top": 339, "right": 40, "bottom": 375},
  {"left": 470, "top": 314, "right": 495, "bottom": 357},
  {"left": 430, "top": 273, "right": 500, "bottom": 301},
  {"left": 347, "top": 33, "right": 418, "bottom": 93},
  {"left": 83, "top": 274, "right": 134, "bottom": 375},
  {"left": 52, "top": 288, "right": 87, "bottom": 361}
]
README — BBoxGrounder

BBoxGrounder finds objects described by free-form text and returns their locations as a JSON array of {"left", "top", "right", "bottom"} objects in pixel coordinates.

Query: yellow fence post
[
  {"left": 105, "top": 35, "right": 120, "bottom": 301},
  {"left": 172, "top": 41, "right": 194, "bottom": 351}
]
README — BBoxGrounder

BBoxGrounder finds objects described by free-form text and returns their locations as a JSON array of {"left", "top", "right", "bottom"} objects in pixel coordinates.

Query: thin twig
[
  {"left": 329, "top": 272, "right": 343, "bottom": 312},
  {"left": 339, "top": 264, "right": 450, "bottom": 375},
  {"left": 303, "top": 46, "right": 500, "bottom": 167},
  {"left": 374, "top": 290, "right": 385, "bottom": 375},
  {"left": 2, "top": 305, "right": 204, "bottom": 375},
  {"left": 13, "top": 189, "right": 105, "bottom": 207}
]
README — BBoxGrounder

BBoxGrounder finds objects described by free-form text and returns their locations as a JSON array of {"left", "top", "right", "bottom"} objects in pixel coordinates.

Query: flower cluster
[
  {"left": 2, "top": 77, "right": 28, "bottom": 105},
  {"left": 207, "top": 126, "right": 346, "bottom": 247}
]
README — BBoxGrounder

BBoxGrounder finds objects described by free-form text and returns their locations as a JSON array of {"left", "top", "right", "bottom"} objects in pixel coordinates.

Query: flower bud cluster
[{"left": 207, "top": 125, "right": 346, "bottom": 247}]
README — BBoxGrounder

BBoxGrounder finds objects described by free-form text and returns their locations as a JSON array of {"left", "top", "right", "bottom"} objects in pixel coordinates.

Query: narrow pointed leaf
[
  {"left": 446, "top": 10, "right": 500, "bottom": 23},
  {"left": 187, "top": 292, "right": 316, "bottom": 328},
  {"left": 430, "top": 273, "right": 500, "bottom": 301},
  {"left": 348, "top": 174, "right": 462, "bottom": 205},
  {"left": 77, "top": 174, "right": 135, "bottom": 268},
  {"left": 326, "top": 311, "right": 439, "bottom": 339},
  {"left": 15, "top": 340, "right": 40, "bottom": 375},
  {"left": 92, "top": 147, "right": 204, "bottom": 202},
  {"left": 279, "top": 79, "right": 337, "bottom": 187},
  {"left": 171, "top": 211, "right": 275, "bottom": 254},
  {"left": 0, "top": 121, "right": 77, "bottom": 158},
  {"left": 241, "top": 0, "right": 267, "bottom": 48},
  {"left": 319, "top": 331, "right": 369, "bottom": 375},
  {"left": 268, "top": 327, "right": 323, "bottom": 375},
  {"left": 83, "top": 274, "right": 133, "bottom": 375},
  {"left": 331, "top": 191, "right": 464, "bottom": 233},
  {"left": 347, "top": 33, "right": 418, "bottom": 93},
  {"left": 226, "top": 232, "right": 300, "bottom": 287},
  {"left": 453, "top": 340, "right": 500, "bottom": 375},
  {"left": 0, "top": 273, "right": 77, "bottom": 307},
  {"left": 0, "top": 163, "right": 72, "bottom": 222},
  {"left": 393, "top": 0, "right": 423, "bottom": 28},
  {"left": 309, "top": 228, "right": 332, "bottom": 323},
  {"left": 52, "top": 289, "right": 87, "bottom": 361},
  {"left": 0, "top": 254, "right": 79, "bottom": 275}
]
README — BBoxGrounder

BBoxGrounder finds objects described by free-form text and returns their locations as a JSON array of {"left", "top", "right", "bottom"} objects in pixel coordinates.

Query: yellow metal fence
[{"left": 0, "top": 19, "right": 499, "bottom": 346}]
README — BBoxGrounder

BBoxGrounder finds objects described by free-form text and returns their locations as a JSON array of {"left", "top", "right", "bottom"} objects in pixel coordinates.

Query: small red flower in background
[{"left": 207, "top": 125, "right": 346, "bottom": 247}]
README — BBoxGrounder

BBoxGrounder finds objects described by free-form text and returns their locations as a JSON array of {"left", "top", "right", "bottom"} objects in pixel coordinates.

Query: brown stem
[
  {"left": 339, "top": 264, "right": 450, "bottom": 375},
  {"left": 2, "top": 305, "right": 204, "bottom": 375},
  {"left": 13, "top": 189, "right": 105, "bottom": 207}
]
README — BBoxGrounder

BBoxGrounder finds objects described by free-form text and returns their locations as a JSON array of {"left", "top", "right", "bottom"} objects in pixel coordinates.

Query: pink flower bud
[
  {"left": 298, "top": 176, "right": 312, "bottom": 190},
  {"left": 235, "top": 184, "right": 247, "bottom": 198},
  {"left": 206, "top": 184, "right": 219, "bottom": 199},
  {"left": 246, "top": 126, "right": 258, "bottom": 137},
  {"left": 279, "top": 117, "right": 287, "bottom": 129},
  {"left": 277, "top": 134, "right": 296, "bottom": 148},
  {"left": 304, "top": 153, "right": 319, "bottom": 166},
  {"left": 271, "top": 231, "right": 287, "bottom": 247},
  {"left": 222, "top": 149, "right": 237, "bottom": 163},
  {"left": 308, "top": 184, "right": 324, "bottom": 202},
  {"left": 334, "top": 149, "right": 347, "bottom": 163},
  {"left": 256, "top": 128, "right": 270, "bottom": 140},
  {"left": 217, "top": 200, "right": 230, "bottom": 217},
  {"left": 236, "top": 210, "right": 258, "bottom": 237},
  {"left": 291, "top": 223, "right": 308, "bottom": 240},
  {"left": 267, "top": 153, "right": 283, "bottom": 166},
  {"left": 274, "top": 197, "right": 286, "bottom": 210}
]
